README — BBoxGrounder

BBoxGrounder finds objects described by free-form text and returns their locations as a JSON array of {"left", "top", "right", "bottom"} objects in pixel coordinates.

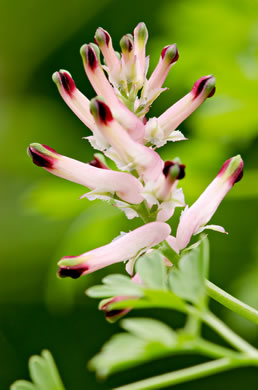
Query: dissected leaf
[
  {"left": 136, "top": 250, "right": 168, "bottom": 290},
  {"left": 10, "top": 381, "right": 36, "bottom": 390},
  {"left": 168, "top": 236, "right": 209, "bottom": 306},
  {"left": 121, "top": 318, "right": 177, "bottom": 346},
  {"left": 89, "top": 318, "right": 179, "bottom": 377},
  {"left": 86, "top": 274, "right": 142, "bottom": 298},
  {"left": 10, "top": 350, "right": 65, "bottom": 390}
]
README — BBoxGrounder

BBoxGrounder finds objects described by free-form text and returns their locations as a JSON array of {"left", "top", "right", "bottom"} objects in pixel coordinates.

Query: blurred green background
[{"left": 1, "top": 0, "right": 258, "bottom": 388}]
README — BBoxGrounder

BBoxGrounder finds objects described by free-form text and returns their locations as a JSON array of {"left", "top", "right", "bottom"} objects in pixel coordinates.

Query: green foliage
[
  {"left": 87, "top": 274, "right": 143, "bottom": 298},
  {"left": 87, "top": 237, "right": 215, "bottom": 377},
  {"left": 136, "top": 251, "right": 167, "bottom": 290},
  {"left": 168, "top": 236, "right": 209, "bottom": 306},
  {"left": 89, "top": 318, "right": 179, "bottom": 377},
  {"left": 11, "top": 350, "right": 65, "bottom": 390}
]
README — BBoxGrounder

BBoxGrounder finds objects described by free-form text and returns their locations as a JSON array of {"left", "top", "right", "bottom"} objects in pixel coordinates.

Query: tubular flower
[
  {"left": 58, "top": 222, "right": 171, "bottom": 278},
  {"left": 28, "top": 22, "right": 243, "bottom": 280},
  {"left": 167, "top": 155, "right": 244, "bottom": 253},
  {"left": 28, "top": 143, "right": 144, "bottom": 203}
]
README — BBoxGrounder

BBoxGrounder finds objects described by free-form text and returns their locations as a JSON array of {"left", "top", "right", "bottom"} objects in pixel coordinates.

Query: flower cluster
[{"left": 28, "top": 23, "right": 243, "bottom": 280}]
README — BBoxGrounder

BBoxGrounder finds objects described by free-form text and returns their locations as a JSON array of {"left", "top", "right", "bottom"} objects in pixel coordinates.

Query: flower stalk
[{"left": 24, "top": 21, "right": 258, "bottom": 390}]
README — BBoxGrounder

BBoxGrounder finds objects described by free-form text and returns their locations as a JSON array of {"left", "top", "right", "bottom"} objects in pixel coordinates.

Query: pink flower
[
  {"left": 58, "top": 222, "right": 171, "bottom": 278},
  {"left": 28, "top": 22, "right": 242, "bottom": 281},
  {"left": 89, "top": 98, "right": 164, "bottom": 181},
  {"left": 28, "top": 143, "right": 144, "bottom": 204},
  {"left": 167, "top": 155, "right": 244, "bottom": 252}
]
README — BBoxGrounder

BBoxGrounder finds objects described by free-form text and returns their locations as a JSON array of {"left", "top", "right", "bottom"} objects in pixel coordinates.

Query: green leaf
[
  {"left": 89, "top": 317, "right": 180, "bottom": 377},
  {"left": 168, "top": 236, "right": 209, "bottom": 306},
  {"left": 102, "top": 274, "right": 137, "bottom": 287},
  {"left": 89, "top": 333, "right": 147, "bottom": 377},
  {"left": 10, "top": 350, "right": 65, "bottom": 390},
  {"left": 121, "top": 318, "right": 177, "bottom": 346},
  {"left": 41, "top": 350, "right": 65, "bottom": 390},
  {"left": 29, "top": 356, "right": 53, "bottom": 390},
  {"left": 86, "top": 274, "right": 142, "bottom": 298},
  {"left": 10, "top": 381, "right": 36, "bottom": 390},
  {"left": 136, "top": 251, "right": 168, "bottom": 290}
]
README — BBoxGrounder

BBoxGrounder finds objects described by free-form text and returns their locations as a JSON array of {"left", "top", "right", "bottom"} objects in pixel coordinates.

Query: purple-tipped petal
[
  {"left": 52, "top": 70, "right": 98, "bottom": 136},
  {"left": 28, "top": 144, "right": 59, "bottom": 168},
  {"left": 156, "top": 159, "right": 186, "bottom": 202},
  {"left": 176, "top": 155, "right": 243, "bottom": 250},
  {"left": 142, "top": 44, "right": 179, "bottom": 102},
  {"left": 95, "top": 27, "right": 121, "bottom": 78},
  {"left": 28, "top": 143, "right": 144, "bottom": 204},
  {"left": 90, "top": 98, "right": 164, "bottom": 181},
  {"left": 192, "top": 75, "right": 216, "bottom": 99},
  {"left": 58, "top": 222, "right": 171, "bottom": 278},
  {"left": 157, "top": 75, "right": 216, "bottom": 137}
]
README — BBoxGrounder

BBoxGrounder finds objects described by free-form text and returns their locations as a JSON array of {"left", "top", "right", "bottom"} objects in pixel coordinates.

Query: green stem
[
  {"left": 202, "top": 311, "right": 258, "bottom": 356},
  {"left": 195, "top": 338, "right": 244, "bottom": 360},
  {"left": 206, "top": 280, "right": 258, "bottom": 325},
  {"left": 112, "top": 358, "right": 249, "bottom": 390}
]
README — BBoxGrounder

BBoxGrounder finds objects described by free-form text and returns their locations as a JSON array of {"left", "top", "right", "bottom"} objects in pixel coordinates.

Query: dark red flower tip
[
  {"left": 161, "top": 44, "right": 179, "bottom": 64},
  {"left": 90, "top": 98, "right": 113, "bottom": 124},
  {"left": 58, "top": 266, "right": 87, "bottom": 279},
  {"left": 100, "top": 297, "right": 131, "bottom": 322},
  {"left": 234, "top": 169, "right": 244, "bottom": 183},
  {"left": 98, "top": 101, "right": 113, "bottom": 124},
  {"left": 86, "top": 45, "right": 98, "bottom": 69},
  {"left": 59, "top": 72, "right": 75, "bottom": 96},
  {"left": 104, "top": 308, "right": 129, "bottom": 319},
  {"left": 218, "top": 157, "right": 244, "bottom": 186},
  {"left": 89, "top": 156, "right": 108, "bottom": 169},
  {"left": 120, "top": 35, "right": 133, "bottom": 53},
  {"left": 163, "top": 161, "right": 186, "bottom": 180},
  {"left": 192, "top": 75, "right": 216, "bottom": 99},
  {"left": 95, "top": 27, "right": 110, "bottom": 46},
  {"left": 28, "top": 145, "right": 56, "bottom": 169}
]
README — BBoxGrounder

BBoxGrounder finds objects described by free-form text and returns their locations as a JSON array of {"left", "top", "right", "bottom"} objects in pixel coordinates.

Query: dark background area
[{"left": 0, "top": 0, "right": 257, "bottom": 388}]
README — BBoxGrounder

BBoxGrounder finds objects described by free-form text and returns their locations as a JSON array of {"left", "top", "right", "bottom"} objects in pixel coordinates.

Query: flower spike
[
  {"left": 58, "top": 222, "right": 171, "bottom": 278},
  {"left": 28, "top": 143, "right": 144, "bottom": 204},
  {"left": 90, "top": 98, "right": 164, "bottom": 181},
  {"left": 175, "top": 155, "right": 244, "bottom": 250},
  {"left": 80, "top": 44, "right": 145, "bottom": 142}
]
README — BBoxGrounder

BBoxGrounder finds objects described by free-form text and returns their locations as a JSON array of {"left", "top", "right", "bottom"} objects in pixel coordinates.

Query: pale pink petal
[
  {"left": 94, "top": 27, "right": 123, "bottom": 87},
  {"left": 176, "top": 155, "right": 243, "bottom": 250},
  {"left": 52, "top": 70, "right": 94, "bottom": 129},
  {"left": 80, "top": 44, "right": 145, "bottom": 142},
  {"left": 58, "top": 222, "right": 171, "bottom": 278},
  {"left": 158, "top": 75, "right": 216, "bottom": 137},
  {"left": 142, "top": 44, "right": 179, "bottom": 103},
  {"left": 166, "top": 235, "right": 179, "bottom": 254},
  {"left": 28, "top": 143, "right": 144, "bottom": 204},
  {"left": 120, "top": 34, "right": 136, "bottom": 84},
  {"left": 133, "top": 22, "right": 148, "bottom": 88},
  {"left": 90, "top": 98, "right": 164, "bottom": 181}
]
